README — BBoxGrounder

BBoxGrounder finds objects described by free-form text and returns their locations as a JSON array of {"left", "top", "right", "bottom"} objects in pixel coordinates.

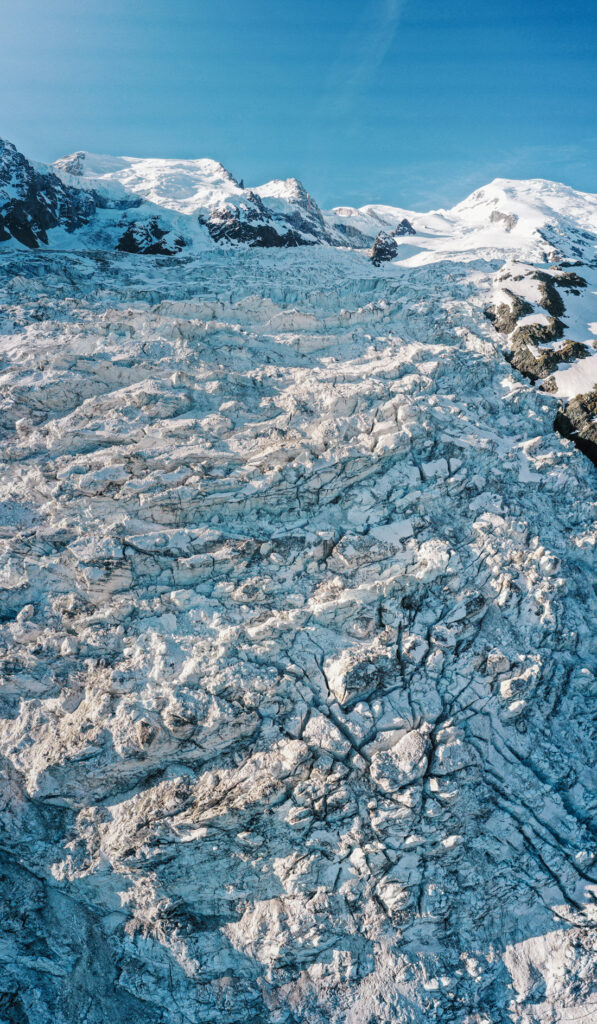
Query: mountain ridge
[{"left": 3, "top": 137, "right": 597, "bottom": 257}]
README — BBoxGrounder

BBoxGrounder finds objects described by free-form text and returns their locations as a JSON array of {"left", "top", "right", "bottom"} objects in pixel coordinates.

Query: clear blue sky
[{"left": 2, "top": 0, "right": 596, "bottom": 208}]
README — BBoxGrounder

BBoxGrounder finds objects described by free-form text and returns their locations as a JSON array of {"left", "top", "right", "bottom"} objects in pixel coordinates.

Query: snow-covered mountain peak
[
  {"left": 53, "top": 151, "right": 242, "bottom": 216},
  {"left": 325, "top": 178, "right": 597, "bottom": 262},
  {"left": 452, "top": 176, "right": 597, "bottom": 237},
  {"left": 49, "top": 147, "right": 340, "bottom": 246},
  {"left": 254, "top": 176, "right": 310, "bottom": 204},
  {"left": 0, "top": 138, "right": 580, "bottom": 262}
]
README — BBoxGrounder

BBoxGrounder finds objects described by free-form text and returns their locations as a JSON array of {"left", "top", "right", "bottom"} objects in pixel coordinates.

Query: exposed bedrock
[
  {"left": 485, "top": 260, "right": 597, "bottom": 467},
  {"left": 554, "top": 385, "right": 597, "bottom": 467},
  {"left": 0, "top": 139, "right": 97, "bottom": 248},
  {"left": 371, "top": 231, "right": 399, "bottom": 265}
]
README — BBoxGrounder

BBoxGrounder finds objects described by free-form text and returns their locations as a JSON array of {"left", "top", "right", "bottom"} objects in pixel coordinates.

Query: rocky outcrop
[
  {"left": 117, "top": 218, "right": 186, "bottom": 255},
  {"left": 257, "top": 178, "right": 336, "bottom": 243},
  {"left": 394, "top": 217, "right": 416, "bottom": 236},
  {"left": 371, "top": 231, "right": 399, "bottom": 265},
  {"left": 531, "top": 270, "right": 567, "bottom": 317},
  {"left": 0, "top": 139, "right": 97, "bottom": 247},
  {"left": 486, "top": 268, "right": 587, "bottom": 338},
  {"left": 53, "top": 150, "right": 89, "bottom": 177},
  {"left": 202, "top": 191, "right": 314, "bottom": 247},
  {"left": 509, "top": 337, "right": 591, "bottom": 382},
  {"left": 554, "top": 385, "right": 597, "bottom": 466},
  {"left": 484, "top": 265, "right": 588, "bottom": 383},
  {"left": 485, "top": 291, "right": 534, "bottom": 333},
  {"left": 490, "top": 209, "right": 518, "bottom": 231},
  {"left": 484, "top": 252, "right": 597, "bottom": 473},
  {"left": 371, "top": 220, "right": 416, "bottom": 264},
  {"left": 556, "top": 268, "right": 588, "bottom": 293}
]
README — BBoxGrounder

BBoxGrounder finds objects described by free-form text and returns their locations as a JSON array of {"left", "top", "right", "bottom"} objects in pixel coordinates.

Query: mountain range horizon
[{"left": 2, "top": 135, "right": 597, "bottom": 256}]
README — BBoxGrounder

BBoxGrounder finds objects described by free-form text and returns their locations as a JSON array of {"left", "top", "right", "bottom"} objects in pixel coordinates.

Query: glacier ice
[{"left": 0, "top": 141, "right": 596, "bottom": 1024}]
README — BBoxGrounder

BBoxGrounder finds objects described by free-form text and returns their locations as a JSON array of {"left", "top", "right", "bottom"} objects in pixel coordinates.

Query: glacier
[{"left": 0, "top": 138, "right": 596, "bottom": 1023}]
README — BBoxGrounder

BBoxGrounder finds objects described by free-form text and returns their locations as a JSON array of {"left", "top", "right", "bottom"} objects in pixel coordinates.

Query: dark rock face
[
  {"left": 371, "top": 232, "right": 399, "bottom": 266},
  {"left": 510, "top": 317, "right": 566, "bottom": 349},
  {"left": 483, "top": 269, "right": 590, "bottom": 384},
  {"left": 0, "top": 139, "right": 97, "bottom": 248},
  {"left": 554, "top": 386, "right": 597, "bottom": 467},
  {"left": 117, "top": 218, "right": 186, "bottom": 255},
  {"left": 333, "top": 222, "right": 374, "bottom": 247},
  {"left": 203, "top": 192, "right": 313, "bottom": 248},
  {"left": 394, "top": 218, "right": 416, "bottom": 236},
  {"left": 485, "top": 267, "right": 574, "bottom": 336},
  {"left": 508, "top": 338, "right": 591, "bottom": 383},
  {"left": 485, "top": 293, "right": 534, "bottom": 333},
  {"left": 485, "top": 259, "right": 597, "bottom": 468},
  {"left": 556, "top": 270, "right": 587, "bottom": 293},
  {"left": 371, "top": 219, "right": 416, "bottom": 262},
  {"left": 532, "top": 271, "right": 567, "bottom": 317},
  {"left": 269, "top": 179, "right": 335, "bottom": 244},
  {"left": 506, "top": 316, "right": 580, "bottom": 383}
]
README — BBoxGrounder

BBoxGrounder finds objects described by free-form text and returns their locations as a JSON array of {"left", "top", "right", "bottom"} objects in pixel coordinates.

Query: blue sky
[{"left": 2, "top": 0, "right": 596, "bottom": 208}]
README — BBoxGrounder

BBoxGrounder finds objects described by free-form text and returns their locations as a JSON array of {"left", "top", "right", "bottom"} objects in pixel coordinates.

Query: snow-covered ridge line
[{"left": 2, "top": 135, "right": 597, "bottom": 259}]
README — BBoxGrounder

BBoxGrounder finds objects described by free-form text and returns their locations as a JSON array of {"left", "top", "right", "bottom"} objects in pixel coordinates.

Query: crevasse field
[{"left": 0, "top": 142, "right": 596, "bottom": 1023}]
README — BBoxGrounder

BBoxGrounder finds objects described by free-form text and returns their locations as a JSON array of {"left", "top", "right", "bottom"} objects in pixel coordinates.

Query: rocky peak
[
  {"left": 54, "top": 151, "right": 87, "bottom": 177},
  {"left": 394, "top": 216, "right": 416, "bottom": 236},
  {"left": 371, "top": 230, "right": 399, "bottom": 265},
  {"left": 0, "top": 137, "right": 97, "bottom": 248},
  {"left": 252, "top": 177, "right": 334, "bottom": 244},
  {"left": 0, "top": 138, "right": 31, "bottom": 191},
  {"left": 202, "top": 190, "right": 312, "bottom": 247}
]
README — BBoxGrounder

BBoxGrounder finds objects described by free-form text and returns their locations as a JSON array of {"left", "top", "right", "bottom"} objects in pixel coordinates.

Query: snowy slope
[
  {"left": 53, "top": 151, "right": 245, "bottom": 215},
  {"left": 327, "top": 177, "right": 597, "bottom": 264},
  {"left": 0, "top": 138, "right": 596, "bottom": 1024},
  {"left": 54, "top": 150, "right": 339, "bottom": 246}
]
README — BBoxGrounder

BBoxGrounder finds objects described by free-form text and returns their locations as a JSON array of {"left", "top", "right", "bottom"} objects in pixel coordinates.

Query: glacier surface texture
[{"left": 0, "top": 139, "right": 596, "bottom": 1023}]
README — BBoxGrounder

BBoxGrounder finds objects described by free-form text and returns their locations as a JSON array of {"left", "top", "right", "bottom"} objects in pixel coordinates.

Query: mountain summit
[{"left": 2, "top": 137, "right": 596, "bottom": 260}]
